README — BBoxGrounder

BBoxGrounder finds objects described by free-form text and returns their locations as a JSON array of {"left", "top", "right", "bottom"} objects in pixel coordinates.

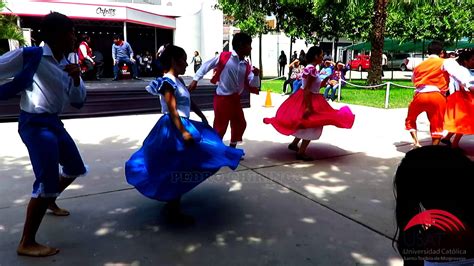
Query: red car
[{"left": 349, "top": 55, "right": 370, "bottom": 71}]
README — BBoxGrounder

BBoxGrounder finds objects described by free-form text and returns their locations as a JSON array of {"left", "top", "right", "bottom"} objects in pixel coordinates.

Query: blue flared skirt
[{"left": 125, "top": 114, "right": 244, "bottom": 201}]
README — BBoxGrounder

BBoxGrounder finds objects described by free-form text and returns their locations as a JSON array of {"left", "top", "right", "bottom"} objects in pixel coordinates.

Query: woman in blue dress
[{"left": 125, "top": 45, "right": 244, "bottom": 218}]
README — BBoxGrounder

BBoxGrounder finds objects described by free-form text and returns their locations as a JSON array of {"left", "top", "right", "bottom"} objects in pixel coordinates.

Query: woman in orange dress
[{"left": 442, "top": 49, "right": 474, "bottom": 148}]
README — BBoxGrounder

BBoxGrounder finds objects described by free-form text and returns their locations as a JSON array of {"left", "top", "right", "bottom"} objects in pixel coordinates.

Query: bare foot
[
  {"left": 17, "top": 242, "right": 59, "bottom": 257},
  {"left": 48, "top": 202, "right": 70, "bottom": 216},
  {"left": 412, "top": 143, "right": 422, "bottom": 149}
]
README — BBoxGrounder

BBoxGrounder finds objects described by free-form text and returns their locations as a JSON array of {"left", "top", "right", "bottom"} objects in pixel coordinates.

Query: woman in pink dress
[{"left": 263, "top": 46, "right": 355, "bottom": 161}]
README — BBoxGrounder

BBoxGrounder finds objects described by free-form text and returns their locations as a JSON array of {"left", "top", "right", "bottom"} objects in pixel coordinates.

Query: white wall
[
  {"left": 175, "top": 12, "right": 201, "bottom": 75},
  {"left": 251, "top": 33, "right": 312, "bottom": 77},
  {"left": 175, "top": 0, "right": 222, "bottom": 77}
]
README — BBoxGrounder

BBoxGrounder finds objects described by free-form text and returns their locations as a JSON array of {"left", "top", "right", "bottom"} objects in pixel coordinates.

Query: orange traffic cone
[{"left": 263, "top": 90, "right": 273, "bottom": 107}]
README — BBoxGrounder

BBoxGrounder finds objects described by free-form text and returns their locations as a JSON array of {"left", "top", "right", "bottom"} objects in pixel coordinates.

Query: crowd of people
[{"left": 1, "top": 12, "right": 473, "bottom": 265}]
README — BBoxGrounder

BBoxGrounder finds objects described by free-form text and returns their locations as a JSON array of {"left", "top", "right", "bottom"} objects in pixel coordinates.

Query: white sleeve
[
  {"left": 0, "top": 48, "right": 24, "bottom": 79},
  {"left": 443, "top": 59, "right": 473, "bottom": 88},
  {"left": 193, "top": 56, "right": 219, "bottom": 81},
  {"left": 68, "top": 78, "right": 87, "bottom": 106},
  {"left": 248, "top": 70, "right": 261, "bottom": 88}
]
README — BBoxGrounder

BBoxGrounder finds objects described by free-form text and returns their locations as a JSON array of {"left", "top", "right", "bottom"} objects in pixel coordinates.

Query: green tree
[
  {"left": 387, "top": 0, "right": 473, "bottom": 45},
  {"left": 0, "top": 1, "right": 24, "bottom": 44},
  {"left": 217, "top": 0, "right": 270, "bottom": 75}
]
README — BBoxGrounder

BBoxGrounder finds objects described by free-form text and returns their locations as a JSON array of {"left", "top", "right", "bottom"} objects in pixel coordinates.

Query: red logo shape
[{"left": 404, "top": 209, "right": 465, "bottom": 232}]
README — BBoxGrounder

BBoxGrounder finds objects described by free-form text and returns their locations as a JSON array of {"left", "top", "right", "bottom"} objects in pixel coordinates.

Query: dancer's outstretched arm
[{"left": 190, "top": 99, "right": 209, "bottom": 125}]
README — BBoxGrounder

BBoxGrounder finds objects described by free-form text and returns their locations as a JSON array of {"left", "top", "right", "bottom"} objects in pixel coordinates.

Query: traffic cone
[{"left": 263, "top": 90, "right": 273, "bottom": 107}]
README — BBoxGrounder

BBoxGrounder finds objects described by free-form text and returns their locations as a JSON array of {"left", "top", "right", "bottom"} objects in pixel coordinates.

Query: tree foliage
[
  {"left": 386, "top": 0, "right": 473, "bottom": 43},
  {"left": 217, "top": 0, "right": 473, "bottom": 83},
  {"left": 0, "top": 0, "right": 24, "bottom": 44},
  {"left": 217, "top": 0, "right": 270, "bottom": 36}
]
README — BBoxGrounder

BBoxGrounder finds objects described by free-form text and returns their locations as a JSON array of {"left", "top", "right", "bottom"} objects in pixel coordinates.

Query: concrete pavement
[{"left": 1, "top": 92, "right": 473, "bottom": 266}]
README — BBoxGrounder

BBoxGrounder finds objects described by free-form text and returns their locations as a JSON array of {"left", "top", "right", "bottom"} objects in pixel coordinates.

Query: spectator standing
[
  {"left": 111, "top": 34, "right": 139, "bottom": 80},
  {"left": 190, "top": 51, "right": 202, "bottom": 73},
  {"left": 278, "top": 50, "right": 287, "bottom": 77},
  {"left": 291, "top": 51, "right": 298, "bottom": 62},
  {"left": 298, "top": 49, "right": 307, "bottom": 66}
]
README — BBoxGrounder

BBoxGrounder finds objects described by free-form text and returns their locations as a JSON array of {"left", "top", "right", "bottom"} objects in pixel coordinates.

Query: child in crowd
[{"left": 324, "top": 61, "right": 348, "bottom": 101}]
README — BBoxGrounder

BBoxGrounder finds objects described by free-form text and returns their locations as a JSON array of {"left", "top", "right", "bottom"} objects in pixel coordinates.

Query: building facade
[{"left": 1, "top": 0, "right": 223, "bottom": 77}]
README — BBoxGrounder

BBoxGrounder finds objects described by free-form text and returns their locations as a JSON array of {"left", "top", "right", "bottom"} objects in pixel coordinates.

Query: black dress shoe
[
  {"left": 132, "top": 76, "right": 140, "bottom": 80},
  {"left": 112, "top": 78, "right": 119, "bottom": 81},
  {"left": 296, "top": 153, "right": 314, "bottom": 161},
  {"left": 288, "top": 143, "right": 299, "bottom": 151},
  {"left": 440, "top": 138, "right": 452, "bottom": 147}
]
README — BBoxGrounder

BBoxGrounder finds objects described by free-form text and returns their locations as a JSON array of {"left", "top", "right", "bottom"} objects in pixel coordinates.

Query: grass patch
[{"left": 261, "top": 78, "right": 415, "bottom": 109}]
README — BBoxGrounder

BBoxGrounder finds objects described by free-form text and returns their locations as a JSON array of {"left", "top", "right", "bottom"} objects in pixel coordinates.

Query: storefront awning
[{"left": 1, "top": 1, "right": 176, "bottom": 29}]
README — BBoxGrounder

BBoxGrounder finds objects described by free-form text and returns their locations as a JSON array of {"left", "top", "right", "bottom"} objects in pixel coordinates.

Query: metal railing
[{"left": 337, "top": 79, "right": 415, "bottom": 109}]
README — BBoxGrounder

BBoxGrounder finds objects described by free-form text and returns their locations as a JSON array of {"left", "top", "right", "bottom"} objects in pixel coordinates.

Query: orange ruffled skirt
[{"left": 444, "top": 91, "right": 474, "bottom": 135}]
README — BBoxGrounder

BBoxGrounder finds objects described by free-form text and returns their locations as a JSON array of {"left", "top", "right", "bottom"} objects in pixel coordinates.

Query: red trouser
[
  {"left": 405, "top": 91, "right": 446, "bottom": 138},
  {"left": 213, "top": 93, "right": 246, "bottom": 143}
]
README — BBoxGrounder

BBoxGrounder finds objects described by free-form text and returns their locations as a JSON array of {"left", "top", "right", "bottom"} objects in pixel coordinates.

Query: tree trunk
[
  {"left": 289, "top": 36, "right": 293, "bottom": 79},
  {"left": 367, "top": 0, "right": 388, "bottom": 86},
  {"left": 259, "top": 33, "right": 263, "bottom": 78}
]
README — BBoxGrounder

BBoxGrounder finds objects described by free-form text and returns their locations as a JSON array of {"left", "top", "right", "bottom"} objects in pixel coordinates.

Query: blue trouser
[
  {"left": 292, "top": 79, "right": 302, "bottom": 94},
  {"left": 18, "top": 112, "right": 87, "bottom": 198},
  {"left": 324, "top": 84, "right": 339, "bottom": 100},
  {"left": 113, "top": 58, "right": 139, "bottom": 79}
]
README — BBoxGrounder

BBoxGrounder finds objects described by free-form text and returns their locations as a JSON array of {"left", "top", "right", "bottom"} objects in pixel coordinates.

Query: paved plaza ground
[{"left": 1, "top": 92, "right": 473, "bottom": 266}]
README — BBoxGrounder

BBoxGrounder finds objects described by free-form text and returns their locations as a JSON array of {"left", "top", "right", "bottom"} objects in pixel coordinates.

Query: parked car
[
  {"left": 349, "top": 55, "right": 370, "bottom": 71},
  {"left": 405, "top": 53, "right": 427, "bottom": 70},
  {"left": 386, "top": 53, "right": 410, "bottom": 71}
]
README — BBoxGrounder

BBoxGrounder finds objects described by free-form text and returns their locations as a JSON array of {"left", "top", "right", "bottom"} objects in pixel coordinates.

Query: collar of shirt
[
  {"left": 428, "top": 54, "right": 440, "bottom": 59},
  {"left": 231, "top": 50, "right": 246, "bottom": 63},
  {"left": 42, "top": 43, "right": 65, "bottom": 65}
]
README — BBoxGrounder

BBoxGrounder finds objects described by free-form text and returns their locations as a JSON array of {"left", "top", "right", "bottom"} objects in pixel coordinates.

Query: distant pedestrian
[
  {"left": 278, "top": 50, "right": 287, "bottom": 77},
  {"left": 298, "top": 49, "right": 307, "bottom": 66},
  {"left": 291, "top": 51, "right": 298, "bottom": 62},
  {"left": 190, "top": 50, "right": 202, "bottom": 73}
]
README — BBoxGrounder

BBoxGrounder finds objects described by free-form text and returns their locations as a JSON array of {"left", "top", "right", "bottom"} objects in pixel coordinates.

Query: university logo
[{"left": 404, "top": 209, "right": 465, "bottom": 232}]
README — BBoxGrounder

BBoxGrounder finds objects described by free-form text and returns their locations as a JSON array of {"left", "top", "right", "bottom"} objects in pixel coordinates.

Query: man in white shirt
[
  {"left": 0, "top": 12, "right": 87, "bottom": 257},
  {"left": 188, "top": 33, "right": 260, "bottom": 149}
]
